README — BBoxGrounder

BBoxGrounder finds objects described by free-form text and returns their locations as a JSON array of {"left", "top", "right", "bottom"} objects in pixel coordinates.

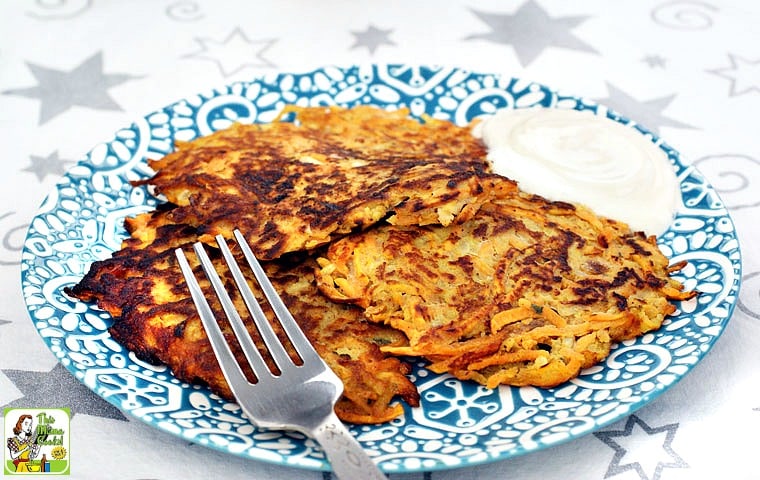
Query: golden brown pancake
[
  {"left": 137, "top": 105, "right": 512, "bottom": 260},
  {"left": 66, "top": 104, "right": 694, "bottom": 425},
  {"left": 68, "top": 105, "right": 510, "bottom": 424},
  {"left": 66, "top": 208, "right": 419, "bottom": 424},
  {"left": 316, "top": 182, "right": 696, "bottom": 389}
]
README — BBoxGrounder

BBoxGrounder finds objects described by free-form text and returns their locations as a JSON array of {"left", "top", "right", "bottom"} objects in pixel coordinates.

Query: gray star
[
  {"left": 184, "top": 27, "right": 276, "bottom": 76},
  {"left": 708, "top": 53, "right": 760, "bottom": 96},
  {"left": 2, "top": 363, "right": 127, "bottom": 421},
  {"left": 0, "top": 318, "right": 10, "bottom": 327},
  {"left": 350, "top": 25, "right": 396, "bottom": 54},
  {"left": 2, "top": 52, "right": 139, "bottom": 125},
  {"left": 595, "top": 415, "right": 688, "bottom": 480},
  {"left": 643, "top": 55, "right": 668, "bottom": 68},
  {"left": 596, "top": 82, "right": 696, "bottom": 135},
  {"left": 466, "top": 1, "right": 597, "bottom": 66},
  {"left": 23, "top": 151, "right": 75, "bottom": 182}
]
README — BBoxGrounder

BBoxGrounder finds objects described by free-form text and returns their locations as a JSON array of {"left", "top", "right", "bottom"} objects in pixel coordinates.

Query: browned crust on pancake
[
  {"left": 137, "top": 105, "right": 512, "bottom": 259},
  {"left": 316, "top": 184, "right": 696, "bottom": 389},
  {"left": 66, "top": 104, "right": 694, "bottom": 425},
  {"left": 66, "top": 209, "right": 419, "bottom": 424}
]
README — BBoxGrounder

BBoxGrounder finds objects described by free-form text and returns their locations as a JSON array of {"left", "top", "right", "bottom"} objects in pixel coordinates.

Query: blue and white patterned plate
[{"left": 21, "top": 65, "right": 741, "bottom": 473}]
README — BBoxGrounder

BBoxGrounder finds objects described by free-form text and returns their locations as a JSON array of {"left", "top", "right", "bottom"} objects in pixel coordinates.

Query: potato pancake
[
  {"left": 138, "top": 105, "right": 512, "bottom": 260},
  {"left": 66, "top": 208, "right": 419, "bottom": 424},
  {"left": 66, "top": 104, "right": 694, "bottom": 426},
  {"left": 316, "top": 182, "right": 696, "bottom": 389}
]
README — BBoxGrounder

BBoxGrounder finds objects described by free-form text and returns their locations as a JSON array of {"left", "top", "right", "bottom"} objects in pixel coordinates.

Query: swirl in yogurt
[{"left": 472, "top": 108, "right": 680, "bottom": 236}]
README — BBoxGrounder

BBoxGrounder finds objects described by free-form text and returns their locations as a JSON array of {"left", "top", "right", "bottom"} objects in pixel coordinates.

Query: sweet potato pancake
[
  {"left": 66, "top": 104, "right": 694, "bottom": 426},
  {"left": 316, "top": 182, "right": 696, "bottom": 389},
  {"left": 138, "top": 105, "right": 512, "bottom": 260},
  {"left": 66, "top": 207, "right": 419, "bottom": 424},
  {"left": 67, "top": 104, "right": 510, "bottom": 424}
]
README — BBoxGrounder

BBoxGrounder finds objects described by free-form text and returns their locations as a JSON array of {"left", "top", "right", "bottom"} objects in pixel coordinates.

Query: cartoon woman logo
[{"left": 6, "top": 414, "right": 41, "bottom": 472}]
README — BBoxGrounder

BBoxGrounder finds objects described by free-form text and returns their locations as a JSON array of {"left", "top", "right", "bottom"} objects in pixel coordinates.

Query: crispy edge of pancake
[
  {"left": 160, "top": 171, "right": 515, "bottom": 260},
  {"left": 149, "top": 105, "right": 491, "bottom": 175},
  {"left": 65, "top": 210, "right": 420, "bottom": 424},
  {"left": 315, "top": 184, "right": 697, "bottom": 389},
  {"left": 134, "top": 105, "right": 509, "bottom": 260}
]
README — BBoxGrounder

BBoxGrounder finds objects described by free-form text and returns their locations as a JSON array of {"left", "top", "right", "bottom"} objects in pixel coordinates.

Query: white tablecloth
[{"left": 2, "top": 1, "right": 759, "bottom": 479}]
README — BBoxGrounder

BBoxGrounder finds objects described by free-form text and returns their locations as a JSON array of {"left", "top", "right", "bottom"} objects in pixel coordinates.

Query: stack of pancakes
[{"left": 66, "top": 105, "right": 694, "bottom": 424}]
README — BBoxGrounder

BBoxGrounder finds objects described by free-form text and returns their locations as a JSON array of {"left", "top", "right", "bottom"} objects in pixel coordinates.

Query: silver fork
[{"left": 175, "top": 230, "right": 387, "bottom": 480}]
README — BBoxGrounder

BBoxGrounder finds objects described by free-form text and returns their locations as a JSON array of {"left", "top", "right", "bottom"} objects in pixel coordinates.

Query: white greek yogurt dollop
[{"left": 472, "top": 108, "right": 680, "bottom": 236}]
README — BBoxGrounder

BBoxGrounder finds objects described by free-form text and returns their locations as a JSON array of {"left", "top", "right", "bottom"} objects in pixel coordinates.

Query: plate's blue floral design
[{"left": 21, "top": 65, "right": 741, "bottom": 473}]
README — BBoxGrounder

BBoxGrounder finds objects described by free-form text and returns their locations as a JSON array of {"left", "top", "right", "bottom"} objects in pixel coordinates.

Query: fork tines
[
  {"left": 174, "top": 229, "right": 387, "bottom": 479},
  {"left": 174, "top": 230, "right": 322, "bottom": 387}
]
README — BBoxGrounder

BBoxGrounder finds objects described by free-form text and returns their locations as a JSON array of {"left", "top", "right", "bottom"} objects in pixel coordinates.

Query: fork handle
[{"left": 311, "top": 412, "right": 387, "bottom": 480}]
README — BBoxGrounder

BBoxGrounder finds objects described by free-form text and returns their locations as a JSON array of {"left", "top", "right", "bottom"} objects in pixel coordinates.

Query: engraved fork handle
[{"left": 310, "top": 412, "right": 387, "bottom": 480}]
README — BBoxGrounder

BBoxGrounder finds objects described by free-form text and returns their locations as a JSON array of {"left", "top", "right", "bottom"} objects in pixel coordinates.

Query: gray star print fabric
[
  {"left": 3, "top": 52, "right": 138, "bottom": 124},
  {"left": 1, "top": 1, "right": 759, "bottom": 479}
]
